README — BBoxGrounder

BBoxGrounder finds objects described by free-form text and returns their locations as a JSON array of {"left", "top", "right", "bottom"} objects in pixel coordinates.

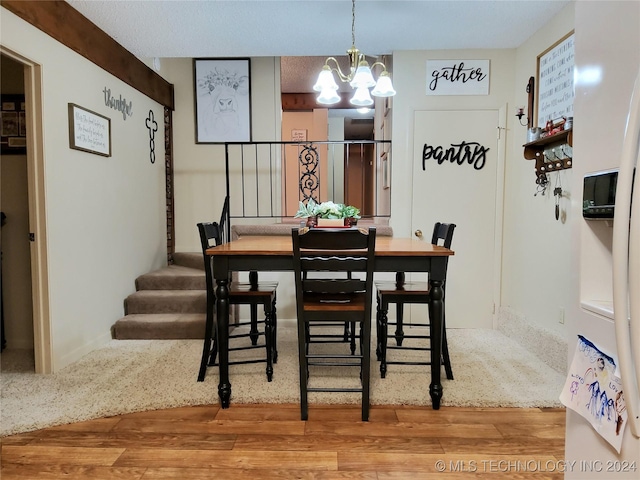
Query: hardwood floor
[{"left": 1, "top": 404, "right": 565, "bottom": 479}]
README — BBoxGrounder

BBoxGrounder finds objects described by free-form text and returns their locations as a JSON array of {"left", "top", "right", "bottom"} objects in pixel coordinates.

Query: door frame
[
  {"left": 1, "top": 46, "right": 52, "bottom": 373},
  {"left": 492, "top": 104, "right": 507, "bottom": 327}
]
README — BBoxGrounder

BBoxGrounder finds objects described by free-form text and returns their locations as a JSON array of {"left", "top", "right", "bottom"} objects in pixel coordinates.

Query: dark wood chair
[
  {"left": 292, "top": 226, "right": 376, "bottom": 421},
  {"left": 375, "top": 222, "right": 456, "bottom": 379},
  {"left": 197, "top": 221, "right": 278, "bottom": 382}
]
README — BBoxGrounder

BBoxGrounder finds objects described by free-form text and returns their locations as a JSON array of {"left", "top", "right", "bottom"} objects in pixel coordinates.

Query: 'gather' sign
[{"left": 426, "top": 60, "right": 490, "bottom": 96}]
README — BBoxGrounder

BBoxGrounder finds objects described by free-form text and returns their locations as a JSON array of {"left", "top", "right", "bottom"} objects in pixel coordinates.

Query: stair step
[
  {"left": 125, "top": 290, "right": 206, "bottom": 315},
  {"left": 112, "top": 313, "right": 205, "bottom": 340},
  {"left": 135, "top": 265, "right": 205, "bottom": 291},
  {"left": 172, "top": 252, "right": 203, "bottom": 270}
]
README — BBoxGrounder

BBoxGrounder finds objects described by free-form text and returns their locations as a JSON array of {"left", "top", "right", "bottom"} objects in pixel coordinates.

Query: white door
[{"left": 411, "top": 109, "right": 504, "bottom": 328}]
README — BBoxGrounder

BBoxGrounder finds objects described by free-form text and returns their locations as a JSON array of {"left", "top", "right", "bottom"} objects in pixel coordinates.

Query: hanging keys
[{"left": 554, "top": 187, "right": 562, "bottom": 220}]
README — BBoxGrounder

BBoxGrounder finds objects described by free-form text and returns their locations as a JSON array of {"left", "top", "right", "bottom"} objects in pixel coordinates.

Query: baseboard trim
[{"left": 55, "top": 330, "right": 113, "bottom": 372}]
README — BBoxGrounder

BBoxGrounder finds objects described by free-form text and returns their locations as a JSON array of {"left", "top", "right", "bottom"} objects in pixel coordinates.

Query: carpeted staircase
[{"left": 111, "top": 253, "right": 207, "bottom": 340}]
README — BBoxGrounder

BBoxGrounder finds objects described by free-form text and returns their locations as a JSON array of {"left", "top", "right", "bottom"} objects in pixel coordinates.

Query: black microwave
[{"left": 582, "top": 169, "right": 618, "bottom": 219}]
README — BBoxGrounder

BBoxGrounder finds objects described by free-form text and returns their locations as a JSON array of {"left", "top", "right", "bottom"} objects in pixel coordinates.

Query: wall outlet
[{"left": 559, "top": 307, "right": 565, "bottom": 324}]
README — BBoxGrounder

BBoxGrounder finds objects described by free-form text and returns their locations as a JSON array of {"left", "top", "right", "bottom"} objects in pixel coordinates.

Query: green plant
[
  {"left": 294, "top": 199, "right": 319, "bottom": 218},
  {"left": 294, "top": 200, "right": 361, "bottom": 219}
]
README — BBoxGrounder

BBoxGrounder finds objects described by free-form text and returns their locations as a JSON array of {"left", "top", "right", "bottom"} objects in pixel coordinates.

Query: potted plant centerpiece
[{"left": 294, "top": 199, "right": 361, "bottom": 227}]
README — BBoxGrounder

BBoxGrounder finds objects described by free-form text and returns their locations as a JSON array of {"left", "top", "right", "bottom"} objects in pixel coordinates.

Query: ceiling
[
  {"left": 67, "top": 0, "right": 570, "bottom": 59},
  {"left": 66, "top": 0, "right": 571, "bottom": 138}
]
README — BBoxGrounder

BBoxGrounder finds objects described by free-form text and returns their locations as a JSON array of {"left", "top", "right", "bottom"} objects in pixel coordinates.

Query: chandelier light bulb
[
  {"left": 317, "top": 87, "right": 341, "bottom": 105},
  {"left": 314, "top": 0, "right": 397, "bottom": 104},
  {"left": 313, "top": 65, "right": 339, "bottom": 92},
  {"left": 350, "top": 61, "right": 376, "bottom": 89},
  {"left": 349, "top": 86, "right": 374, "bottom": 106},
  {"left": 371, "top": 71, "right": 396, "bottom": 97}
]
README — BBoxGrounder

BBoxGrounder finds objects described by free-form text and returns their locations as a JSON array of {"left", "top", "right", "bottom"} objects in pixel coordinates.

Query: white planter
[{"left": 316, "top": 218, "right": 345, "bottom": 227}]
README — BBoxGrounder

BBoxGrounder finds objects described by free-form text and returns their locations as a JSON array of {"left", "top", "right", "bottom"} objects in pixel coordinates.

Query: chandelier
[{"left": 313, "top": 0, "right": 396, "bottom": 106}]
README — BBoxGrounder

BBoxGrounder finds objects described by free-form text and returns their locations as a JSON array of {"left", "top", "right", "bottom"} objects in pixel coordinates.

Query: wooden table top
[{"left": 206, "top": 235, "right": 454, "bottom": 257}]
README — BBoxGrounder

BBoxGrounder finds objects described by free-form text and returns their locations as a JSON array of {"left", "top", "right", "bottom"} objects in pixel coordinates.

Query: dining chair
[
  {"left": 197, "top": 221, "right": 278, "bottom": 382},
  {"left": 375, "top": 222, "right": 456, "bottom": 379},
  {"left": 292, "top": 226, "right": 376, "bottom": 421}
]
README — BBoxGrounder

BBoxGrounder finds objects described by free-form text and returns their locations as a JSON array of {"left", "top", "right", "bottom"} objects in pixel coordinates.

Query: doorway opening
[{"left": 0, "top": 48, "right": 52, "bottom": 374}]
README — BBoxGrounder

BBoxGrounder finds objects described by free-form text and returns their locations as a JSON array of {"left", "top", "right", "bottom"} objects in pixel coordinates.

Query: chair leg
[
  {"left": 442, "top": 320, "right": 454, "bottom": 380},
  {"left": 271, "top": 299, "right": 278, "bottom": 363},
  {"left": 395, "top": 302, "right": 405, "bottom": 346},
  {"left": 198, "top": 307, "right": 215, "bottom": 382},
  {"left": 207, "top": 328, "right": 219, "bottom": 367},
  {"left": 375, "top": 299, "right": 382, "bottom": 361},
  {"left": 361, "top": 318, "right": 371, "bottom": 422},
  {"left": 249, "top": 303, "right": 259, "bottom": 345},
  {"left": 379, "top": 302, "right": 389, "bottom": 379},
  {"left": 249, "top": 271, "right": 259, "bottom": 345},
  {"left": 297, "top": 318, "right": 309, "bottom": 421},
  {"left": 349, "top": 321, "right": 356, "bottom": 355},
  {"left": 264, "top": 304, "right": 274, "bottom": 382}
]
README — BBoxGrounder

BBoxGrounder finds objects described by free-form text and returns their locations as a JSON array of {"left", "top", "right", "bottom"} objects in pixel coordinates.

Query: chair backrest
[
  {"left": 292, "top": 227, "right": 376, "bottom": 312},
  {"left": 197, "top": 221, "right": 225, "bottom": 289},
  {"left": 430, "top": 222, "right": 456, "bottom": 293},
  {"left": 431, "top": 222, "right": 456, "bottom": 249}
]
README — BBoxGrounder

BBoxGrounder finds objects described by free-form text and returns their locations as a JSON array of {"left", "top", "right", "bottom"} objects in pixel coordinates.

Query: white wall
[
  {"left": 389, "top": 48, "right": 515, "bottom": 237},
  {"left": 161, "top": 57, "right": 281, "bottom": 253},
  {"left": 502, "top": 4, "right": 575, "bottom": 336},
  {"left": 389, "top": 2, "right": 574, "bottom": 337},
  {"left": 388, "top": 49, "right": 513, "bottom": 325},
  {"left": 1, "top": 9, "right": 167, "bottom": 370}
]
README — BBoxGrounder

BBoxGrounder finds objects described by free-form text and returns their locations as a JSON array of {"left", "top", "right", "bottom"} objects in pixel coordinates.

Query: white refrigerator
[{"left": 565, "top": 1, "right": 640, "bottom": 478}]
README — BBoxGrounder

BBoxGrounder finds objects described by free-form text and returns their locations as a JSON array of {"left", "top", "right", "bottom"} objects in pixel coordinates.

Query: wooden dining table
[{"left": 206, "top": 231, "right": 454, "bottom": 410}]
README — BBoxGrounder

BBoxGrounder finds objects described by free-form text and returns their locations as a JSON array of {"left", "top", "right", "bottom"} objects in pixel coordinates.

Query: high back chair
[
  {"left": 375, "top": 222, "right": 456, "bottom": 379},
  {"left": 292, "top": 226, "right": 376, "bottom": 421},
  {"left": 197, "top": 222, "right": 278, "bottom": 382}
]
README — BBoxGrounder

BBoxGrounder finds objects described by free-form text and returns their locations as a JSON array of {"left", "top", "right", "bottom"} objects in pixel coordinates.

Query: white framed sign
[
  {"left": 68, "top": 103, "right": 111, "bottom": 157},
  {"left": 291, "top": 129, "right": 307, "bottom": 141},
  {"left": 537, "top": 31, "right": 574, "bottom": 128},
  {"left": 426, "top": 60, "right": 490, "bottom": 96}
]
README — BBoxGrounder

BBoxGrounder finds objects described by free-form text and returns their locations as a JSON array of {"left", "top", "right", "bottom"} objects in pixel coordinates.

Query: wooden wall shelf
[
  {"left": 523, "top": 129, "right": 572, "bottom": 159},
  {"left": 523, "top": 128, "right": 573, "bottom": 182}
]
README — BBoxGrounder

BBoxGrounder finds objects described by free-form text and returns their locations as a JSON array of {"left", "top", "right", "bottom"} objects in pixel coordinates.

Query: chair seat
[
  {"left": 303, "top": 293, "right": 366, "bottom": 312},
  {"left": 229, "top": 282, "right": 278, "bottom": 301},
  {"left": 376, "top": 281, "right": 430, "bottom": 296}
]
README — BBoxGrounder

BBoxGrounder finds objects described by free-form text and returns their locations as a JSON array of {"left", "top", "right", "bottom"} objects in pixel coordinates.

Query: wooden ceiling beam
[{"left": 2, "top": 0, "right": 174, "bottom": 109}]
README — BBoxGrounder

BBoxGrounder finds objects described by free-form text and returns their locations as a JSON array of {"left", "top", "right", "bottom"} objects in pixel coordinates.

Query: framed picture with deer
[{"left": 193, "top": 58, "right": 252, "bottom": 143}]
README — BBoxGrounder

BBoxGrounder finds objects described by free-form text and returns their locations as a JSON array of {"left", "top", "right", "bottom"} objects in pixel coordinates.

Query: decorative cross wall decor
[{"left": 146, "top": 110, "right": 158, "bottom": 164}]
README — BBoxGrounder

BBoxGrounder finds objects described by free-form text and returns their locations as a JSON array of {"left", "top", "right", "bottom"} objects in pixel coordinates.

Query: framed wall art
[
  {"left": 68, "top": 103, "right": 112, "bottom": 157},
  {"left": 291, "top": 129, "right": 307, "bottom": 142},
  {"left": 536, "top": 31, "right": 574, "bottom": 128},
  {"left": 1, "top": 94, "right": 27, "bottom": 155},
  {"left": 194, "top": 58, "right": 252, "bottom": 143}
]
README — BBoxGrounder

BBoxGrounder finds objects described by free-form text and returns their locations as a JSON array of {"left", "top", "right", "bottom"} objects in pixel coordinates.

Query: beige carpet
[{"left": 0, "top": 327, "right": 565, "bottom": 437}]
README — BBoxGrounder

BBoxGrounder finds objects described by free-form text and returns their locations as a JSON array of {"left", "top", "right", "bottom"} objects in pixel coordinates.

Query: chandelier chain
[
  {"left": 313, "top": 0, "right": 396, "bottom": 105},
  {"left": 351, "top": 0, "right": 356, "bottom": 47}
]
